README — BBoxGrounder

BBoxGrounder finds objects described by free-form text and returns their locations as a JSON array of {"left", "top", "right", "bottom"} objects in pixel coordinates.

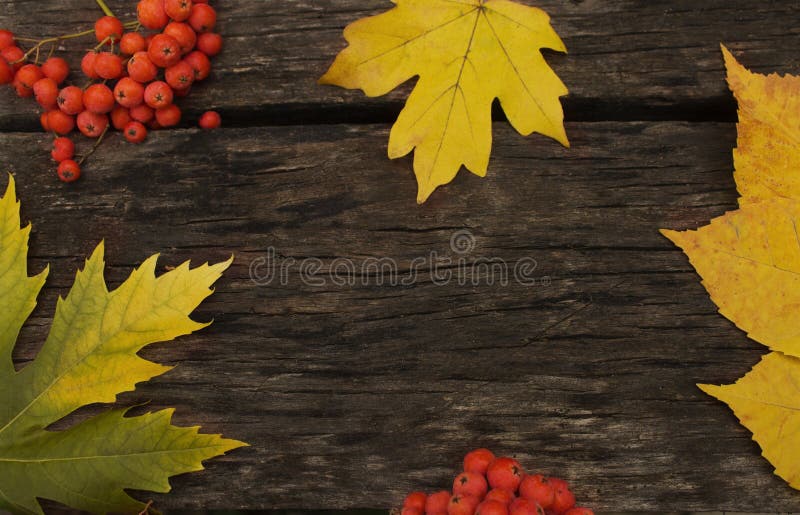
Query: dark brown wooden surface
[{"left": 1, "top": 0, "right": 798, "bottom": 513}]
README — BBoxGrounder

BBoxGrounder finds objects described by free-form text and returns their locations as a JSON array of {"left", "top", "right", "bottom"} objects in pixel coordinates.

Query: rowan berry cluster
[
  {"left": 0, "top": 0, "right": 223, "bottom": 183},
  {"left": 400, "top": 449, "right": 593, "bottom": 515}
]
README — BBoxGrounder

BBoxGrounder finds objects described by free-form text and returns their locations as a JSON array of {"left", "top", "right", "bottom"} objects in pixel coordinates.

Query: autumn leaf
[
  {"left": 661, "top": 197, "right": 800, "bottom": 358},
  {"left": 700, "top": 353, "right": 800, "bottom": 489},
  {"left": 0, "top": 176, "right": 246, "bottom": 514},
  {"left": 661, "top": 47, "right": 800, "bottom": 489},
  {"left": 320, "top": 0, "right": 569, "bottom": 203},
  {"left": 721, "top": 46, "right": 800, "bottom": 204}
]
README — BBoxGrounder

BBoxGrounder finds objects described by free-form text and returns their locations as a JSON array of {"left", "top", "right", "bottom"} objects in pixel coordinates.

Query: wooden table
[{"left": 2, "top": 1, "right": 799, "bottom": 512}]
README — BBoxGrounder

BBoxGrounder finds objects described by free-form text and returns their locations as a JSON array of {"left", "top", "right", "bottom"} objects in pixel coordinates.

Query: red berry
[
  {"left": 12, "top": 78, "right": 30, "bottom": 97},
  {"left": 188, "top": 3, "right": 216, "bottom": 33},
  {"left": 163, "top": 21, "right": 196, "bottom": 55},
  {"left": 165, "top": 60, "right": 194, "bottom": 90},
  {"left": 120, "top": 32, "right": 147, "bottom": 55},
  {"left": 81, "top": 51, "right": 101, "bottom": 79},
  {"left": 130, "top": 103, "right": 155, "bottom": 123},
  {"left": 453, "top": 472, "right": 488, "bottom": 499},
  {"left": 562, "top": 509, "right": 593, "bottom": 515},
  {"left": 127, "top": 51, "right": 158, "bottom": 83},
  {"left": 165, "top": 0, "right": 193, "bottom": 21},
  {"left": 77, "top": 110, "right": 109, "bottom": 138},
  {"left": 57, "top": 86, "right": 84, "bottom": 115},
  {"left": 15, "top": 64, "right": 43, "bottom": 91},
  {"left": 447, "top": 495, "right": 480, "bottom": 515},
  {"left": 484, "top": 489, "right": 514, "bottom": 505},
  {"left": 404, "top": 492, "right": 428, "bottom": 512},
  {"left": 425, "top": 491, "right": 451, "bottom": 515},
  {"left": 464, "top": 449, "right": 495, "bottom": 476},
  {"left": 12, "top": 81, "right": 31, "bottom": 98},
  {"left": 95, "top": 16, "right": 124, "bottom": 43},
  {"left": 137, "top": 0, "right": 169, "bottom": 30},
  {"left": 199, "top": 110, "right": 221, "bottom": 129},
  {"left": 0, "top": 58, "right": 13, "bottom": 84},
  {"left": 486, "top": 458, "right": 524, "bottom": 492},
  {"left": 83, "top": 84, "right": 115, "bottom": 114},
  {"left": 183, "top": 50, "right": 211, "bottom": 80},
  {"left": 144, "top": 80, "right": 173, "bottom": 109},
  {"left": 518, "top": 475, "right": 554, "bottom": 510},
  {"left": 197, "top": 32, "right": 222, "bottom": 56},
  {"left": 41, "top": 57, "right": 69, "bottom": 84},
  {"left": 40, "top": 111, "right": 51, "bottom": 132},
  {"left": 57, "top": 160, "right": 81, "bottom": 182},
  {"left": 0, "top": 30, "right": 14, "bottom": 51},
  {"left": 123, "top": 120, "right": 147, "bottom": 143},
  {"left": 509, "top": 499, "right": 542, "bottom": 515},
  {"left": 114, "top": 77, "right": 145, "bottom": 108},
  {"left": 148, "top": 33, "right": 181, "bottom": 68},
  {"left": 548, "top": 479, "right": 575, "bottom": 515},
  {"left": 155, "top": 103, "right": 181, "bottom": 127},
  {"left": 0, "top": 46, "right": 24, "bottom": 71},
  {"left": 33, "top": 78, "right": 59, "bottom": 109},
  {"left": 475, "top": 500, "right": 509, "bottom": 515},
  {"left": 51, "top": 137, "right": 75, "bottom": 162},
  {"left": 47, "top": 110, "right": 75, "bottom": 135},
  {"left": 111, "top": 105, "right": 131, "bottom": 130},
  {"left": 402, "top": 509, "right": 423, "bottom": 515},
  {"left": 93, "top": 52, "right": 123, "bottom": 79}
]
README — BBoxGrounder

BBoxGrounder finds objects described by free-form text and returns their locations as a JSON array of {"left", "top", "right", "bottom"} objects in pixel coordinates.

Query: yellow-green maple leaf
[
  {"left": 661, "top": 47, "right": 800, "bottom": 490},
  {"left": 700, "top": 352, "right": 800, "bottom": 488},
  {"left": 0, "top": 176, "right": 245, "bottom": 514},
  {"left": 320, "top": 0, "right": 569, "bottom": 203}
]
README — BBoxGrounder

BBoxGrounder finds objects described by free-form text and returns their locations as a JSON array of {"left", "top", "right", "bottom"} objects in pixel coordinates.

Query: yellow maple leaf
[
  {"left": 661, "top": 197, "right": 800, "bottom": 358},
  {"left": 700, "top": 352, "right": 800, "bottom": 488},
  {"left": 722, "top": 45, "right": 800, "bottom": 203},
  {"left": 320, "top": 0, "right": 569, "bottom": 203},
  {"left": 662, "top": 47, "right": 800, "bottom": 490}
]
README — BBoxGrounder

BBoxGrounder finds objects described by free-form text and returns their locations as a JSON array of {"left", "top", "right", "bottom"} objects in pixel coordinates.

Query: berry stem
[
  {"left": 95, "top": 0, "right": 116, "bottom": 17},
  {"left": 94, "top": 35, "right": 114, "bottom": 51},
  {"left": 78, "top": 124, "right": 110, "bottom": 166},
  {"left": 13, "top": 21, "right": 138, "bottom": 64},
  {"left": 46, "top": 42, "right": 57, "bottom": 60},
  {"left": 16, "top": 29, "right": 97, "bottom": 63}
]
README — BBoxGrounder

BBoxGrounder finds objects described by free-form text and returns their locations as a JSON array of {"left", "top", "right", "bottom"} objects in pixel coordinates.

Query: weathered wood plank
[
  {"left": 3, "top": 121, "right": 796, "bottom": 512},
  {"left": 1, "top": 1, "right": 800, "bottom": 126}
]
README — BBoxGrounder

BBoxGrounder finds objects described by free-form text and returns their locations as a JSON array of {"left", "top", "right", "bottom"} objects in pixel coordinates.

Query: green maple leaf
[{"left": 0, "top": 176, "right": 246, "bottom": 514}]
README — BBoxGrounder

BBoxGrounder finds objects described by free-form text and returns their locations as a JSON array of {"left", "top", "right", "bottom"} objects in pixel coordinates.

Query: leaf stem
[{"left": 138, "top": 500, "right": 154, "bottom": 515}]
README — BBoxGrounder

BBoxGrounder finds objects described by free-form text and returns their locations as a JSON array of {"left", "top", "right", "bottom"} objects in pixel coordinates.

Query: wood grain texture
[
  {"left": 2, "top": 0, "right": 798, "bottom": 512},
  {"left": 3, "top": 122, "right": 796, "bottom": 512},
  {"left": 1, "top": 0, "right": 800, "bottom": 127}
]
